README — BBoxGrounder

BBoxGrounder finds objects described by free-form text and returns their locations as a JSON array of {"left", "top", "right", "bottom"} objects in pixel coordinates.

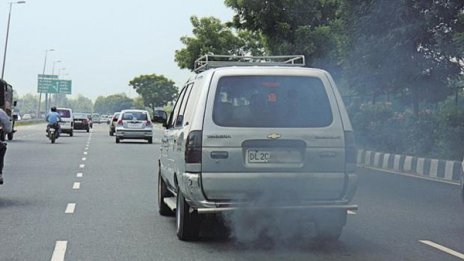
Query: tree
[
  {"left": 66, "top": 95, "right": 93, "bottom": 112},
  {"left": 129, "top": 74, "right": 178, "bottom": 115},
  {"left": 341, "top": 0, "right": 463, "bottom": 114},
  {"left": 16, "top": 93, "right": 38, "bottom": 115},
  {"left": 94, "top": 94, "right": 134, "bottom": 114},
  {"left": 132, "top": 96, "right": 147, "bottom": 110},
  {"left": 224, "top": 0, "right": 343, "bottom": 70},
  {"left": 175, "top": 16, "right": 266, "bottom": 71}
]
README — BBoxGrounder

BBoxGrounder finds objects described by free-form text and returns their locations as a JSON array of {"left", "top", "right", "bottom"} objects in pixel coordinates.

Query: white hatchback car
[{"left": 115, "top": 109, "right": 153, "bottom": 143}]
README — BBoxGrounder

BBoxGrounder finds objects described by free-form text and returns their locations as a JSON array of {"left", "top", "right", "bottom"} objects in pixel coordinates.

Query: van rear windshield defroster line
[{"left": 213, "top": 76, "right": 333, "bottom": 128}]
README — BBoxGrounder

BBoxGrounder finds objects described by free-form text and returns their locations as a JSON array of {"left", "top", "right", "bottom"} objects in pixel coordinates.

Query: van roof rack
[{"left": 193, "top": 54, "right": 305, "bottom": 73}]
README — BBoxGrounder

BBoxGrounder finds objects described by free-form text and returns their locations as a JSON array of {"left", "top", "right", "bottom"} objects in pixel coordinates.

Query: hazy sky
[{"left": 0, "top": 0, "right": 234, "bottom": 100}]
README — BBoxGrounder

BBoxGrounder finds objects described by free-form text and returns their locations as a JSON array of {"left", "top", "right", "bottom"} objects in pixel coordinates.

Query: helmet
[{"left": 51, "top": 106, "right": 57, "bottom": 112}]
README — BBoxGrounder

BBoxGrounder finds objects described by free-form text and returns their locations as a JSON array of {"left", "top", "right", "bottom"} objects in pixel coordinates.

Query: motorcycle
[{"left": 46, "top": 124, "right": 60, "bottom": 143}]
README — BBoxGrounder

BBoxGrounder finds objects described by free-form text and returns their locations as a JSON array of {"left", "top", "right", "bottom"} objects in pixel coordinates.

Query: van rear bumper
[{"left": 179, "top": 172, "right": 358, "bottom": 214}]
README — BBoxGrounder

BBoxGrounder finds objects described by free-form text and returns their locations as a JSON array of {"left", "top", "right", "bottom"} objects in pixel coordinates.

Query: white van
[
  {"left": 155, "top": 55, "right": 358, "bottom": 241},
  {"left": 56, "top": 107, "right": 74, "bottom": 136}
]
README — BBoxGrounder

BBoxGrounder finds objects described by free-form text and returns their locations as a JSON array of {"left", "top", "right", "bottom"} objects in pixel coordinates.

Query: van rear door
[{"left": 200, "top": 70, "right": 347, "bottom": 202}]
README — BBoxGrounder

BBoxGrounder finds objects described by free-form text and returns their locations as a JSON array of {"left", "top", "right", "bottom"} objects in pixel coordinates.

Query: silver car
[
  {"left": 155, "top": 55, "right": 357, "bottom": 241},
  {"left": 115, "top": 109, "right": 153, "bottom": 143}
]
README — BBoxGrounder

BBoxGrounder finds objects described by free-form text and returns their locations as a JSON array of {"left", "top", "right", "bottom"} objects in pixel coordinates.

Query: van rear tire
[{"left": 176, "top": 191, "right": 200, "bottom": 241}]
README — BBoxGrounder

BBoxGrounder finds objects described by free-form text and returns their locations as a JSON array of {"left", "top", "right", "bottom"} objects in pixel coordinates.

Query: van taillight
[
  {"left": 185, "top": 130, "right": 202, "bottom": 163},
  {"left": 345, "top": 131, "right": 356, "bottom": 173},
  {"left": 117, "top": 120, "right": 123, "bottom": 126}
]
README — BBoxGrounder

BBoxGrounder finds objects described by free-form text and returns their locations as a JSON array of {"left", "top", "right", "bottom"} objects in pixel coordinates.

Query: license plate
[
  {"left": 247, "top": 150, "right": 271, "bottom": 163},
  {"left": 128, "top": 123, "right": 142, "bottom": 128}
]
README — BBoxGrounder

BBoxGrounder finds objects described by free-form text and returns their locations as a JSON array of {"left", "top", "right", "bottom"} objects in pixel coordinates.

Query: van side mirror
[
  {"left": 12, "top": 114, "right": 18, "bottom": 121},
  {"left": 153, "top": 115, "right": 167, "bottom": 125}
]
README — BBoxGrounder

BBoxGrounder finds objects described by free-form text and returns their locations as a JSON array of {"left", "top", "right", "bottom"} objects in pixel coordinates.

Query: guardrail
[{"left": 357, "top": 149, "right": 462, "bottom": 183}]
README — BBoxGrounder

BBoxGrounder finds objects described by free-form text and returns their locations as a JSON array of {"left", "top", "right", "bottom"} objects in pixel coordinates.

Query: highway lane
[{"left": 0, "top": 123, "right": 463, "bottom": 260}]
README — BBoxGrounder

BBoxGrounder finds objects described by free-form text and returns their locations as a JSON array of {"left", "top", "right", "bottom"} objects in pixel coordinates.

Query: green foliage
[
  {"left": 225, "top": 0, "right": 343, "bottom": 70},
  {"left": 94, "top": 93, "right": 134, "bottom": 114},
  {"left": 129, "top": 74, "right": 178, "bottom": 115},
  {"left": 349, "top": 100, "right": 464, "bottom": 160},
  {"left": 341, "top": 0, "right": 463, "bottom": 114},
  {"left": 175, "top": 16, "right": 266, "bottom": 71},
  {"left": 66, "top": 95, "right": 93, "bottom": 113},
  {"left": 433, "top": 101, "right": 464, "bottom": 160},
  {"left": 132, "top": 96, "right": 147, "bottom": 111},
  {"left": 16, "top": 93, "right": 38, "bottom": 114}
]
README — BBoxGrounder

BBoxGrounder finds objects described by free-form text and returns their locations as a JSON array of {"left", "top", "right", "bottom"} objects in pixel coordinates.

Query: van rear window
[
  {"left": 57, "top": 109, "right": 71, "bottom": 118},
  {"left": 213, "top": 76, "right": 333, "bottom": 128}
]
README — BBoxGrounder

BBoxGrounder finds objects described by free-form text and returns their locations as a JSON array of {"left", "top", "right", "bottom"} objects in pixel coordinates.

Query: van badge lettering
[
  {"left": 267, "top": 133, "right": 281, "bottom": 139},
  {"left": 207, "top": 135, "right": 231, "bottom": 139}
]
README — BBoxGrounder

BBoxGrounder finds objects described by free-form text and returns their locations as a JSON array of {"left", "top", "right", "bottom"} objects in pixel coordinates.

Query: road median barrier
[{"left": 357, "top": 149, "right": 461, "bottom": 183}]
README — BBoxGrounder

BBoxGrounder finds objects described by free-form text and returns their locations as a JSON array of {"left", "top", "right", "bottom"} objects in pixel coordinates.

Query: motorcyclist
[{"left": 46, "top": 106, "right": 61, "bottom": 138}]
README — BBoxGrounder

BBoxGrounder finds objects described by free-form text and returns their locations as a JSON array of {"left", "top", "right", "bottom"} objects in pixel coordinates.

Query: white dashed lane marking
[
  {"left": 50, "top": 241, "right": 68, "bottom": 261},
  {"left": 348, "top": 210, "right": 356, "bottom": 215},
  {"left": 72, "top": 182, "right": 80, "bottom": 190},
  {"left": 76, "top": 173, "right": 83, "bottom": 178},
  {"left": 79, "top": 164, "right": 85, "bottom": 169},
  {"left": 65, "top": 203, "right": 76, "bottom": 214},
  {"left": 82, "top": 157, "right": 86, "bottom": 161},
  {"left": 420, "top": 240, "right": 464, "bottom": 259},
  {"left": 83, "top": 151, "right": 88, "bottom": 155}
]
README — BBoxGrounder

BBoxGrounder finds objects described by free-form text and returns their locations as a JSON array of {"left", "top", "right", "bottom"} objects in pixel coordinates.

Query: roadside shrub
[
  {"left": 434, "top": 102, "right": 464, "bottom": 160},
  {"left": 348, "top": 98, "right": 464, "bottom": 161}
]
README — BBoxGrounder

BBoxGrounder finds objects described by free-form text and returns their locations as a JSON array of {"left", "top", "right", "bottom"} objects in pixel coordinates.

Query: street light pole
[
  {"left": 37, "top": 48, "right": 54, "bottom": 118},
  {"left": 51, "top": 60, "right": 61, "bottom": 75},
  {"left": 1, "top": 1, "right": 26, "bottom": 79},
  {"left": 48, "top": 60, "right": 61, "bottom": 109}
]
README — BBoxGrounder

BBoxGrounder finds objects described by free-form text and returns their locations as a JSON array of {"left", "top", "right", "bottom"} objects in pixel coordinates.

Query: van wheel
[
  {"left": 7, "top": 132, "right": 13, "bottom": 141},
  {"left": 315, "top": 210, "right": 346, "bottom": 241},
  {"left": 116, "top": 137, "right": 120, "bottom": 143},
  {"left": 176, "top": 191, "right": 200, "bottom": 241},
  {"left": 70, "top": 131, "right": 73, "bottom": 137},
  {"left": 158, "top": 171, "right": 174, "bottom": 216},
  {"left": 109, "top": 131, "right": 114, "bottom": 136},
  {"left": 148, "top": 137, "right": 153, "bottom": 144}
]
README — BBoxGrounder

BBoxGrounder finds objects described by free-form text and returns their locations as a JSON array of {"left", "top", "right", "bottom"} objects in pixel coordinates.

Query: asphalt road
[{"left": 0, "top": 123, "right": 463, "bottom": 261}]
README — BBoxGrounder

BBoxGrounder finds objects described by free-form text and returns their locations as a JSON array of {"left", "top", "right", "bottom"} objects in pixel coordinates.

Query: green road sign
[
  {"left": 37, "top": 74, "right": 58, "bottom": 93},
  {"left": 58, "top": 80, "right": 72, "bottom": 94},
  {"left": 37, "top": 75, "right": 72, "bottom": 94}
]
